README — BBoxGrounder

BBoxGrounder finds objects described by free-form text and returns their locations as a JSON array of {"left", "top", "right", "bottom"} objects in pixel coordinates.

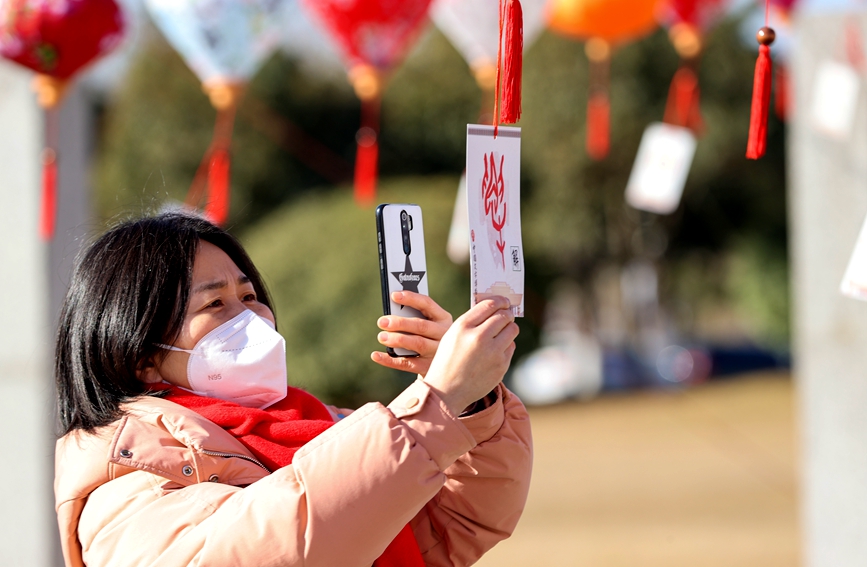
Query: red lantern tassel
[
  {"left": 774, "top": 63, "right": 789, "bottom": 122},
  {"left": 664, "top": 66, "right": 703, "bottom": 133},
  {"left": 586, "top": 89, "right": 610, "bottom": 160},
  {"left": 499, "top": 0, "right": 523, "bottom": 124},
  {"left": 204, "top": 148, "right": 230, "bottom": 226},
  {"left": 354, "top": 97, "right": 380, "bottom": 206},
  {"left": 39, "top": 149, "right": 57, "bottom": 241},
  {"left": 746, "top": 27, "right": 775, "bottom": 160}
]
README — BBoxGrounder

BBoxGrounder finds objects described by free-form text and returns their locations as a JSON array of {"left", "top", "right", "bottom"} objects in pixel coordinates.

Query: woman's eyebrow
[
  {"left": 192, "top": 279, "right": 228, "bottom": 294},
  {"left": 192, "top": 275, "right": 251, "bottom": 295}
]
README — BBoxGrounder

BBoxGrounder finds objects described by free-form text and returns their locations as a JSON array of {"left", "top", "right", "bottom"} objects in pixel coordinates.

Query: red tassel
[
  {"left": 586, "top": 89, "right": 610, "bottom": 160},
  {"left": 204, "top": 148, "right": 230, "bottom": 225},
  {"left": 39, "top": 149, "right": 57, "bottom": 241},
  {"left": 354, "top": 97, "right": 380, "bottom": 206},
  {"left": 500, "top": 0, "right": 523, "bottom": 124},
  {"left": 774, "top": 63, "right": 789, "bottom": 122},
  {"left": 354, "top": 128, "right": 378, "bottom": 206},
  {"left": 746, "top": 27, "right": 775, "bottom": 160},
  {"left": 664, "top": 66, "right": 703, "bottom": 133}
]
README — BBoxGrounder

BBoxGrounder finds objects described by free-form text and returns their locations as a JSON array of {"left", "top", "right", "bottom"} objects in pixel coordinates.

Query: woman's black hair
[{"left": 55, "top": 211, "right": 273, "bottom": 434}]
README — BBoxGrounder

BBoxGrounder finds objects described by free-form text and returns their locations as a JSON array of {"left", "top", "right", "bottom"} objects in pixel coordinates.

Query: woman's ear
[{"left": 135, "top": 358, "right": 163, "bottom": 384}]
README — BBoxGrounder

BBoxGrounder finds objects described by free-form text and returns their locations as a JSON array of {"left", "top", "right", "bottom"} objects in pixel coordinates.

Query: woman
[{"left": 53, "top": 212, "right": 532, "bottom": 567}]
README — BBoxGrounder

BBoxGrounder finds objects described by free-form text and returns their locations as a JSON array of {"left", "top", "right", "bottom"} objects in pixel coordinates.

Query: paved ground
[{"left": 477, "top": 372, "right": 799, "bottom": 567}]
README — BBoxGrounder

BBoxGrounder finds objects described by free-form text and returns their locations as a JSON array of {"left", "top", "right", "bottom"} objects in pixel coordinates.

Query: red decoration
[
  {"left": 187, "top": 90, "right": 239, "bottom": 226},
  {"left": 40, "top": 148, "right": 57, "bottom": 239},
  {"left": 0, "top": 0, "right": 124, "bottom": 82},
  {"left": 0, "top": 0, "right": 125, "bottom": 240},
  {"left": 774, "top": 63, "right": 789, "bottom": 121},
  {"left": 586, "top": 86, "right": 609, "bottom": 160},
  {"left": 746, "top": 25, "right": 775, "bottom": 160},
  {"left": 663, "top": 0, "right": 724, "bottom": 34},
  {"left": 499, "top": 0, "right": 523, "bottom": 124},
  {"left": 659, "top": 1, "right": 727, "bottom": 136},
  {"left": 663, "top": 66, "right": 703, "bottom": 132},
  {"left": 204, "top": 148, "right": 231, "bottom": 226},
  {"left": 301, "top": 0, "right": 434, "bottom": 205},
  {"left": 301, "top": 0, "right": 432, "bottom": 71},
  {"left": 354, "top": 98, "right": 380, "bottom": 205}
]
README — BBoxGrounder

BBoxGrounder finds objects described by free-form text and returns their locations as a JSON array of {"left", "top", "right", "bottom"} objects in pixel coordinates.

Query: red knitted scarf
[{"left": 156, "top": 384, "right": 424, "bottom": 567}]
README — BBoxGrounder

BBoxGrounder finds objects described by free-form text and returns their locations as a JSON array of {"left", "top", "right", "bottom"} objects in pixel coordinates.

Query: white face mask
[{"left": 159, "top": 310, "right": 288, "bottom": 409}]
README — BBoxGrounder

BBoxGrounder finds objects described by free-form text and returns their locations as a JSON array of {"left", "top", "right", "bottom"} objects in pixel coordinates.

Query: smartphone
[{"left": 376, "top": 203, "right": 429, "bottom": 357}]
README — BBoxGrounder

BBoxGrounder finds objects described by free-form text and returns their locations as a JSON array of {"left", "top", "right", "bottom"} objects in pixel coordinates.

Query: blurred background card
[
  {"left": 466, "top": 125, "right": 525, "bottom": 316},
  {"left": 625, "top": 122, "right": 697, "bottom": 215},
  {"left": 811, "top": 59, "right": 860, "bottom": 139},
  {"left": 841, "top": 210, "right": 867, "bottom": 300}
]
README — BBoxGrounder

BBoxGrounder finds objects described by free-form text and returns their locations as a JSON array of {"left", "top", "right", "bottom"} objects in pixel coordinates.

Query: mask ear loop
[{"left": 155, "top": 344, "right": 195, "bottom": 354}]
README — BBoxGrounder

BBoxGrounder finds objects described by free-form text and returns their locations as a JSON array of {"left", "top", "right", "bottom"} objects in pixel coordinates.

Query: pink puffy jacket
[{"left": 54, "top": 380, "right": 533, "bottom": 567}]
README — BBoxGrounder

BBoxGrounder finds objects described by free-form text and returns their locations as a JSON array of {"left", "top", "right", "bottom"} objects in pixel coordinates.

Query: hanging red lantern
[
  {"left": 300, "top": 0, "right": 434, "bottom": 206},
  {"left": 0, "top": 0, "right": 124, "bottom": 240},
  {"left": 548, "top": 0, "right": 659, "bottom": 160}
]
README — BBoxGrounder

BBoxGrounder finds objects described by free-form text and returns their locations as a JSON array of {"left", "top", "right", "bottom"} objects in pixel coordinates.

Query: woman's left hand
[{"left": 370, "top": 291, "right": 453, "bottom": 376}]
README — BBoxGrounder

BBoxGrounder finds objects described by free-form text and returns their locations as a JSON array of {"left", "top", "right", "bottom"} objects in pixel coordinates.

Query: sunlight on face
[{"left": 145, "top": 241, "right": 275, "bottom": 388}]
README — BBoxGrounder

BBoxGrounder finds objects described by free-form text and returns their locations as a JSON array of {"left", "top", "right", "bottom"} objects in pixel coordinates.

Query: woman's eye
[
  {"left": 207, "top": 299, "right": 224, "bottom": 308},
  {"left": 242, "top": 293, "right": 257, "bottom": 302}
]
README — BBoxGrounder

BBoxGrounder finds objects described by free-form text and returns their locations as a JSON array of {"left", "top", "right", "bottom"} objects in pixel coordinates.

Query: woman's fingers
[
  {"left": 391, "top": 291, "right": 452, "bottom": 324},
  {"left": 378, "top": 314, "right": 449, "bottom": 340},
  {"left": 370, "top": 350, "right": 432, "bottom": 375},
  {"left": 459, "top": 296, "right": 513, "bottom": 328},
  {"left": 377, "top": 331, "right": 438, "bottom": 358},
  {"left": 475, "top": 304, "right": 517, "bottom": 339}
]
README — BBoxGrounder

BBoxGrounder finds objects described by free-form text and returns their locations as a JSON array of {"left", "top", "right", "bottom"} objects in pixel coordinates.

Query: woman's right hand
[{"left": 422, "top": 296, "right": 519, "bottom": 416}]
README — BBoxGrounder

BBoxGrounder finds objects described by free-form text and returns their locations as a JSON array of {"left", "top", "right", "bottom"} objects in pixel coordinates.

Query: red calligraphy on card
[{"left": 482, "top": 152, "right": 507, "bottom": 270}]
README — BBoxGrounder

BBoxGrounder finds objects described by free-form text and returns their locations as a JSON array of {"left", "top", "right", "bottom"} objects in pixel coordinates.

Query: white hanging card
[
  {"left": 466, "top": 125, "right": 524, "bottom": 316},
  {"left": 841, "top": 211, "right": 867, "bottom": 300},
  {"left": 811, "top": 59, "right": 860, "bottom": 140},
  {"left": 446, "top": 172, "right": 470, "bottom": 264},
  {"left": 625, "top": 122, "right": 697, "bottom": 215}
]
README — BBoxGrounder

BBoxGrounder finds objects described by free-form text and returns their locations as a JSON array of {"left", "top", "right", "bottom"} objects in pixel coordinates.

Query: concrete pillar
[
  {"left": 0, "top": 60, "right": 92, "bottom": 566},
  {"left": 790, "top": 12, "right": 867, "bottom": 567}
]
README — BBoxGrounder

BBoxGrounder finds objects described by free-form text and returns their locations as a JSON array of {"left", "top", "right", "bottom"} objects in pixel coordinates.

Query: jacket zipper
[{"left": 200, "top": 449, "right": 271, "bottom": 473}]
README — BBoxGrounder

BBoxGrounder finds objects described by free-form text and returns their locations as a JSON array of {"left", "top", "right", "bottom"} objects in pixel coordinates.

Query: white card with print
[
  {"left": 841, "top": 210, "right": 867, "bottom": 300},
  {"left": 625, "top": 122, "right": 696, "bottom": 215},
  {"left": 811, "top": 59, "right": 860, "bottom": 140},
  {"left": 466, "top": 125, "right": 524, "bottom": 316}
]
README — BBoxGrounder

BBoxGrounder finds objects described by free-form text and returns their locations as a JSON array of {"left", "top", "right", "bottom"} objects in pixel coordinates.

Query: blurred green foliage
[
  {"left": 93, "top": 16, "right": 788, "bottom": 402},
  {"left": 240, "top": 177, "right": 473, "bottom": 406}
]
